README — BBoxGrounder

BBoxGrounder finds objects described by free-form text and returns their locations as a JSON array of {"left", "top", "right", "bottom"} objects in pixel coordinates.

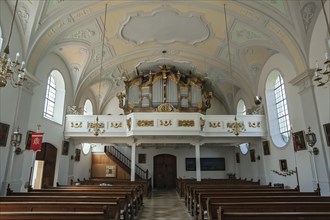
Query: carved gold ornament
[
  {"left": 209, "top": 121, "right": 221, "bottom": 128},
  {"left": 178, "top": 120, "right": 195, "bottom": 127},
  {"left": 128, "top": 102, "right": 134, "bottom": 110},
  {"left": 200, "top": 117, "right": 205, "bottom": 130},
  {"left": 71, "top": 122, "right": 82, "bottom": 128},
  {"left": 157, "top": 103, "right": 174, "bottom": 112},
  {"left": 88, "top": 121, "right": 105, "bottom": 129},
  {"left": 227, "top": 116, "right": 246, "bottom": 136},
  {"left": 126, "top": 118, "right": 132, "bottom": 131},
  {"left": 137, "top": 120, "right": 154, "bottom": 127},
  {"left": 110, "top": 122, "right": 122, "bottom": 128},
  {"left": 160, "top": 120, "right": 172, "bottom": 126},
  {"left": 249, "top": 122, "right": 261, "bottom": 128}
]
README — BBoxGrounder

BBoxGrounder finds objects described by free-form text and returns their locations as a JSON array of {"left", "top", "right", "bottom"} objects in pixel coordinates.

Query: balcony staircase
[{"left": 104, "top": 145, "right": 149, "bottom": 180}]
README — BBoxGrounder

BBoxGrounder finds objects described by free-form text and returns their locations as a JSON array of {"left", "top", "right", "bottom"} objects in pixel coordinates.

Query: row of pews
[
  {"left": 0, "top": 179, "right": 147, "bottom": 220},
  {"left": 177, "top": 178, "right": 330, "bottom": 220}
]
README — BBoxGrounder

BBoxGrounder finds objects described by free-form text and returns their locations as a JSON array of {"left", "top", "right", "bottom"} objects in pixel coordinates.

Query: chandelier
[
  {"left": 313, "top": 0, "right": 330, "bottom": 87},
  {"left": 88, "top": 116, "right": 105, "bottom": 136},
  {"left": 89, "top": 4, "right": 107, "bottom": 136},
  {"left": 0, "top": 0, "right": 26, "bottom": 88}
]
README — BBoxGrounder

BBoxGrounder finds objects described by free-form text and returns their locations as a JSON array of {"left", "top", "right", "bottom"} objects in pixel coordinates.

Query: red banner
[{"left": 30, "top": 132, "right": 44, "bottom": 151}]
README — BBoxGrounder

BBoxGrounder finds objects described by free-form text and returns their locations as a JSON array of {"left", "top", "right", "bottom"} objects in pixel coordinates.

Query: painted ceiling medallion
[{"left": 120, "top": 7, "right": 210, "bottom": 45}]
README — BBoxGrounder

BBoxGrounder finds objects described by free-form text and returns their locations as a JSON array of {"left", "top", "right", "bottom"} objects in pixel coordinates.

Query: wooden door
[
  {"left": 36, "top": 143, "right": 57, "bottom": 188},
  {"left": 154, "top": 154, "right": 176, "bottom": 189}
]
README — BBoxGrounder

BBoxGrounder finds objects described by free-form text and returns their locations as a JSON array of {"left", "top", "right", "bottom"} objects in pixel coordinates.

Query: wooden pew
[
  {"left": 7, "top": 188, "right": 138, "bottom": 219},
  {"left": 178, "top": 178, "right": 260, "bottom": 198},
  {"left": 196, "top": 195, "right": 330, "bottom": 220},
  {"left": 217, "top": 210, "right": 330, "bottom": 220},
  {"left": 195, "top": 191, "right": 321, "bottom": 220},
  {"left": 207, "top": 201, "right": 330, "bottom": 220},
  {"left": 0, "top": 211, "right": 107, "bottom": 220},
  {"left": 1, "top": 195, "right": 129, "bottom": 220},
  {"left": 187, "top": 187, "right": 301, "bottom": 214},
  {"left": 34, "top": 185, "right": 144, "bottom": 211},
  {"left": 0, "top": 201, "right": 119, "bottom": 219},
  {"left": 73, "top": 178, "right": 151, "bottom": 197}
]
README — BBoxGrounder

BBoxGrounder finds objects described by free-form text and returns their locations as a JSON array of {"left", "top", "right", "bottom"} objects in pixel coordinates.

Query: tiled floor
[{"left": 137, "top": 189, "right": 193, "bottom": 220}]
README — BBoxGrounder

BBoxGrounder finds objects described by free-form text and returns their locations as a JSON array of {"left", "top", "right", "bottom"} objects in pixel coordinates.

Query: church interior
[{"left": 0, "top": 0, "right": 330, "bottom": 219}]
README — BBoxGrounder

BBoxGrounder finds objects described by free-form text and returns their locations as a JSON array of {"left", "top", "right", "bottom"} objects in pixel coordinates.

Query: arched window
[
  {"left": 236, "top": 99, "right": 246, "bottom": 115},
  {"left": 0, "top": 27, "right": 3, "bottom": 52},
  {"left": 84, "top": 99, "right": 93, "bottom": 115},
  {"left": 265, "top": 70, "right": 291, "bottom": 148},
  {"left": 274, "top": 74, "right": 290, "bottom": 143},
  {"left": 43, "top": 70, "right": 65, "bottom": 124}
]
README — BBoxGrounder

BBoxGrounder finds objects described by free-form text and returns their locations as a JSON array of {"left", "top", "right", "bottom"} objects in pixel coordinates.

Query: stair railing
[{"left": 105, "top": 145, "right": 148, "bottom": 179}]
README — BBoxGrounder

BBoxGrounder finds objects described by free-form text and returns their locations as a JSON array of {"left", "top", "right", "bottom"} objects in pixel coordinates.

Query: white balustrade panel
[{"left": 65, "top": 113, "right": 267, "bottom": 138}]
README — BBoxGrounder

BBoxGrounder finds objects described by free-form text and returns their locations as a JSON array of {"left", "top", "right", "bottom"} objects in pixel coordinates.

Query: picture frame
[
  {"left": 75, "top": 148, "right": 81, "bottom": 161},
  {"left": 323, "top": 123, "right": 330, "bottom": 146},
  {"left": 25, "top": 130, "right": 34, "bottom": 150},
  {"left": 0, "top": 122, "right": 10, "bottom": 147},
  {"left": 185, "top": 158, "right": 196, "bottom": 171},
  {"left": 292, "top": 130, "right": 307, "bottom": 151},
  {"left": 105, "top": 165, "right": 117, "bottom": 177},
  {"left": 185, "top": 158, "right": 226, "bottom": 171},
  {"left": 235, "top": 152, "right": 240, "bottom": 163},
  {"left": 62, "top": 141, "right": 69, "bottom": 155},
  {"left": 250, "top": 149, "right": 256, "bottom": 162},
  {"left": 262, "top": 140, "right": 270, "bottom": 155},
  {"left": 138, "top": 153, "right": 146, "bottom": 164},
  {"left": 279, "top": 159, "right": 288, "bottom": 171}
]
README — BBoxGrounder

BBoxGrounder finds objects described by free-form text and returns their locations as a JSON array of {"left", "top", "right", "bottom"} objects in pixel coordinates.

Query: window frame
[{"left": 265, "top": 69, "right": 291, "bottom": 148}]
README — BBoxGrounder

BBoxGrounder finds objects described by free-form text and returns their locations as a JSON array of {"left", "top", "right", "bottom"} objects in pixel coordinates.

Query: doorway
[
  {"left": 153, "top": 154, "right": 177, "bottom": 189},
  {"left": 32, "top": 143, "right": 57, "bottom": 188}
]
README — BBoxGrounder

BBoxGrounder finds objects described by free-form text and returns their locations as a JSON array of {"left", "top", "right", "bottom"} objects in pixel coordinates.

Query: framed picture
[
  {"left": 0, "top": 122, "right": 10, "bottom": 147},
  {"left": 105, "top": 165, "right": 117, "bottom": 177},
  {"left": 138, "top": 153, "right": 146, "bottom": 163},
  {"left": 25, "top": 130, "right": 34, "bottom": 150},
  {"left": 250, "top": 149, "right": 256, "bottom": 162},
  {"left": 292, "top": 130, "right": 307, "bottom": 151},
  {"left": 279, "top": 159, "right": 288, "bottom": 171},
  {"left": 75, "top": 149, "right": 81, "bottom": 161},
  {"left": 323, "top": 123, "right": 330, "bottom": 146},
  {"left": 262, "top": 140, "right": 270, "bottom": 155},
  {"left": 235, "top": 152, "right": 240, "bottom": 163},
  {"left": 185, "top": 158, "right": 196, "bottom": 171},
  {"left": 62, "top": 141, "right": 69, "bottom": 155}
]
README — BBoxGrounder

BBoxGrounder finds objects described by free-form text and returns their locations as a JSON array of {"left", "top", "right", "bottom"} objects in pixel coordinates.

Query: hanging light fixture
[
  {"left": 89, "top": 3, "right": 108, "bottom": 136},
  {"left": 0, "top": 0, "right": 26, "bottom": 88},
  {"left": 313, "top": 0, "right": 330, "bottom": 87},
  {"left": 10, "top": 126, "right": 22, "bottom": 147}
]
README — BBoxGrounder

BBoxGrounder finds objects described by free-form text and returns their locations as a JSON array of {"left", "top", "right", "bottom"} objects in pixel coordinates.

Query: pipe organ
[{"left": 117, "top": 65, "right": 212, "bottom": 114}]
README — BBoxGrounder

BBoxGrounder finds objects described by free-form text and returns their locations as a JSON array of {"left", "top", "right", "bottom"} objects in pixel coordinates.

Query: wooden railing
[{"left": 105, "top": 145, "right": 148, "bottom": 180}]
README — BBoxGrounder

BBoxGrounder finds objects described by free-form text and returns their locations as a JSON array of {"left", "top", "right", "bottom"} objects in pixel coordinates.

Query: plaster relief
[{"left": 120, "top": 8, "right": 210, "bottom": 45}]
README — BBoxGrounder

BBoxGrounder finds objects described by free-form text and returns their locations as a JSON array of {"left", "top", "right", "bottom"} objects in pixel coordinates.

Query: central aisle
[{"left": 137, "top": 189, "right": 192, "bottom": 220}]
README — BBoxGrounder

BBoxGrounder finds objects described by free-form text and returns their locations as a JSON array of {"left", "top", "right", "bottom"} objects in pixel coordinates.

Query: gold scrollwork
[
  {"left": 88, "top": 122, "right": 105, "bottom": 129},
  {"left": 157, "top": 103, "right": 174, "bottom": 112},
  {"left": 200, "top": 117, "right": 205, "bottom": 130},
  {"left": 249, "top": 122, "right": 261, "bottom": 128},
  {"left": 110, "top": 122, "right": 122, "bottom": 128},
  {"left": 209, "top": 121, "right": 221, "bottom": 128},
  {"left": 137, "top": 120, "right": 154, "bottom": 127},
  {"left": 227, "top": 117, "right": 246, "bottom": 136},
  {"left": 126, "top": 118, "right": 132, "bottom": 131},
  {"left": 160, "top": 120, "right": 172, "bottom": 126},
  {"left": 71, "top": 122, "right": 82, "bottom": 128},
  {"left": 178, "top": 120, "right": 195, "bottom": 127}
]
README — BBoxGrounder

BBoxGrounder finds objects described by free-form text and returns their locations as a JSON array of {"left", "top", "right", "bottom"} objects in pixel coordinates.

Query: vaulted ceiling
[{"left": 4, "top": 0, "right": 324, "bottom": 113}]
